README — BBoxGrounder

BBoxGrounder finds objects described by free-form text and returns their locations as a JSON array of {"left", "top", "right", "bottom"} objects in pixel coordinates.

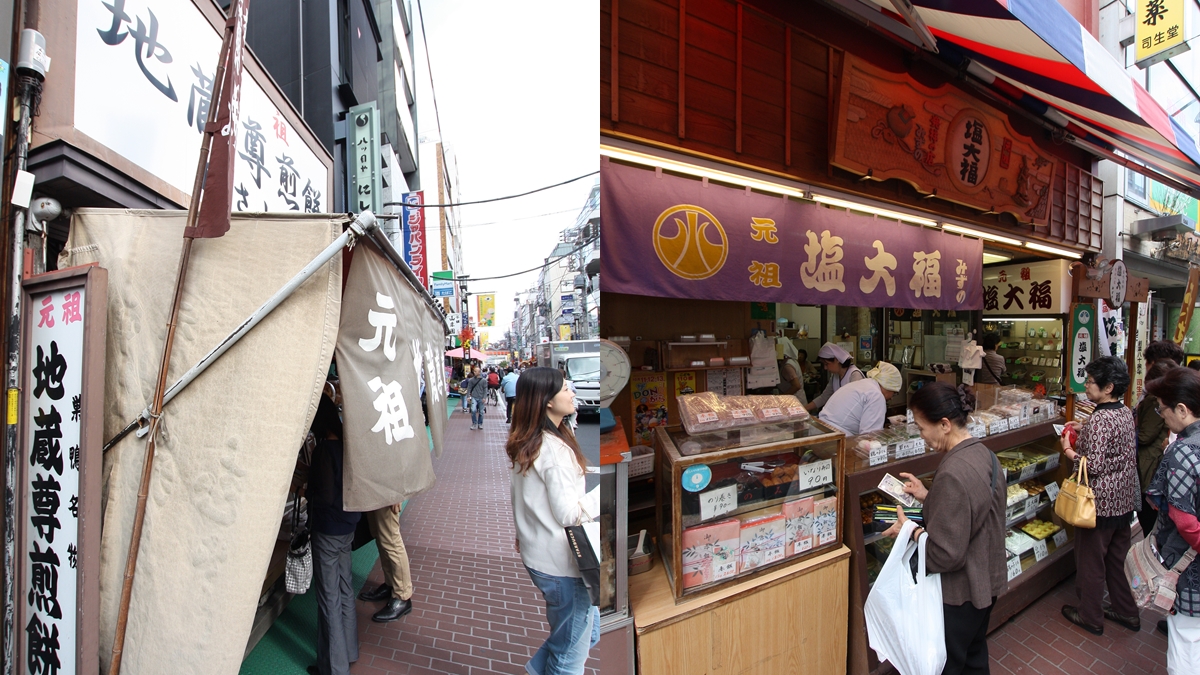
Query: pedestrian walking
[
  {"left": 467, "top": 366, "right": 489, "bottom": 429},
  {"left": 502, "top": 367, "right": 520, "bottom": 423},
  {"left": 1144, "top": 367, "right": 1200, "bottom": 672},
  {"left": 357, "top": 502, "right": 416, "bottom": 623},
  {"left": 306, "top": 395, "right": 360, "bottom": 675},
  {"left": 884, "top": 382, "right": 1007, "bottom": 674},
  {"left": 1059, "top": 356, "right": 1141, "bottom": 635},
  {"left": 506, "top": 367, "right": 600, "bottom": 675}
]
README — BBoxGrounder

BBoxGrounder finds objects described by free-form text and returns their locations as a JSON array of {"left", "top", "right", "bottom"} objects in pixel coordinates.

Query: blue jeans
[
  {"left": 471, "top": 397, "right": 485, "bottom": 426},
  {"left": 524, "top": 566, "right": 599, "bottom": 675}
]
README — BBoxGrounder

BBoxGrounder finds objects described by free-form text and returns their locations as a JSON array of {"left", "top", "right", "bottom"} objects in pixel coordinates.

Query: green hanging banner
[{"left": 1069, "top": 304, "right": 1095, "bottom": 394}]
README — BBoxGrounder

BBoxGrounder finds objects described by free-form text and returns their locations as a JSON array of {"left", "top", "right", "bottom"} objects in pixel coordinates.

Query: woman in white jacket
[{"left": 507, "top": 367, "right": 600, "bottom": 675}]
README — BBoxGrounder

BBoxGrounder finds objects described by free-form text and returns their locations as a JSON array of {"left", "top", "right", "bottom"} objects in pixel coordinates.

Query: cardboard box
[
  {"left": 782, "top": 497, "right": 815, "bottom": 556},
  {"left": 739, "top": 511, "right": 786, "bottom": 572}
]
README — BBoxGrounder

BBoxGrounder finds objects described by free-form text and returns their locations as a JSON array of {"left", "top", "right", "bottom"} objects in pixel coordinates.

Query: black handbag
[{"left": 565, "top": 524, "right": 601, "bottom": 606}]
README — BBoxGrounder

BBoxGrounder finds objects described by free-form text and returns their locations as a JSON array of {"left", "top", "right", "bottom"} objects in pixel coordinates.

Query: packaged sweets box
[
  {"left": 739, "top": 510, "right": 786, "bottom": 573},
  {"left": 782, "top": 496, "right": 814, "bottom": 556},
  {"left": 680, "top": 518, "right": 739, "bottom": 589},
  {"left": 813, "top": 496, "right": 838, "bottom": 546}
]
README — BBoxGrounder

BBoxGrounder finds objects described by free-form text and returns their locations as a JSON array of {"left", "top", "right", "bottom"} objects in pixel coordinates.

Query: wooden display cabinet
[
  {"left": 653, "top": 418, "right": 846, "bottom": 601},
  {"left": 843, "top": 420, "right": 1074, "bottom": 675}
]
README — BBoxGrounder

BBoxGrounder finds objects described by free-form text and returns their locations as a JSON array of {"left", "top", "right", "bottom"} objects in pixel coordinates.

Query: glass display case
[
  {"left": 599, "top": 462, "right": 627, "bottom": 621},
  {"left": 653, "top": 417, "right": 845, "bottom": 600}
]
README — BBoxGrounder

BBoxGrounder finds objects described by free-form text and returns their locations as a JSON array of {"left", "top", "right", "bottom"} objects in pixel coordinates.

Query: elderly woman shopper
[
  {"left": 508, "top": 367, "right": 600, "bottom": 675},
  {"left": 1059, "top": 355, "right": 1140, "bottom": 635},
  {"left": 805, "top": 342, "right": 864, "bottom": 412},
  {"left": 885, "top": 382, "right": 1007, "bottom": 674},
  {"left": 1136, "top": 360, "right": 1177, "bottom": 534},
  {"left": 1145, "top": 367, "right": 1200, "bottom": 672}
]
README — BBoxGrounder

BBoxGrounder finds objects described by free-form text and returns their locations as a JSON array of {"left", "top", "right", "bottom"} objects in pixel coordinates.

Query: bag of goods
[{"left": 678, "top": 392, "right": 736, "bottom": 435}]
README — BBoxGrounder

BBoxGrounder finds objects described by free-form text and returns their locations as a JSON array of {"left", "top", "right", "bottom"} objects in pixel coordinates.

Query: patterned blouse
[
  {"left": 1148, "top": 421, "right": 1200, "bottom": 617},
  {"left": 1075, "top": 402, "right": 1140, "bottom": 519}
]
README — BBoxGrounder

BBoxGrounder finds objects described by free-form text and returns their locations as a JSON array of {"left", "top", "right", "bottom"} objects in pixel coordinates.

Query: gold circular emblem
[{"left": 652, "top": 205, "right": 728, "bottom": 280}]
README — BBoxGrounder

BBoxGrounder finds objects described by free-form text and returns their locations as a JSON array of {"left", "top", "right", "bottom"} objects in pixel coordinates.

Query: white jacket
[{"left": 511, "top": 431, "right": 599, "bottom": 577}]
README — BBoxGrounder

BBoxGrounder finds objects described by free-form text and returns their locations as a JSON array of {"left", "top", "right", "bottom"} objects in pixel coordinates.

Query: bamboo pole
[{"left": 108, "top": 16, "right": 237, "bottom": 675}]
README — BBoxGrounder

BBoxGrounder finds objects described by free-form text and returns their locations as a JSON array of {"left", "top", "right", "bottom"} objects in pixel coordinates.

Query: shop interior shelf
[
  {"left": 664, "top": 341, "right": 728, "bottom": 347},
  {"left": 681, "top": 484, "right": 838, "bottom": 530},
  {"left": 1004, "top": 461, "right": 1061, "bottom": 487},
  {"left": 1005, "top": 498, "right": 1052, "bottom": 529},
  {"left": 663, "top": 364, "right": 751, "bottom": 372}
]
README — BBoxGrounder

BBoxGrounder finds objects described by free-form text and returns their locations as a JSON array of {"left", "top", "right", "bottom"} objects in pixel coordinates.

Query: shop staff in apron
[
  {"left": 805, "top": 342, "right": 865, "bottom": 412},
  {"left": 777, "top": 337, "right": 807, "bottom": 406},
  {"left": 818, "top": 362, "right": 902, "bottom": 435}
]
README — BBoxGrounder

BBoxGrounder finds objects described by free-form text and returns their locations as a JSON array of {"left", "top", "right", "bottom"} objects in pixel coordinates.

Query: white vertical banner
[
  {"left": 24, "top": 288, "right": 86, "bottom": 674},
  {"left": 1134, "top": 292, "right": 1153, "bottom": 400}
]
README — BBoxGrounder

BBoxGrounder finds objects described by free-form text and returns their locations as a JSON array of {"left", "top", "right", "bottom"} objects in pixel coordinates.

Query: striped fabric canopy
[{"left": 862, "top": 0, "right": 1200, "bottom": 194}]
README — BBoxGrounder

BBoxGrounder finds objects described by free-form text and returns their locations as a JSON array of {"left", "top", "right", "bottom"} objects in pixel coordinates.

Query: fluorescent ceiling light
[
  {"left": 940, "top": 223, "right": 1024, "bottom": 247},
  {"left": 1025, "top": 241, "right": 1082, "bottom": 259},
  {"left": 809, "top": 194, "right": 938, "bottom": 227},
  {"left": 599, "top": 145, "right": 806, "bottom": 198},
  {"left": 983, "top": 318, "right": 1061, "bottom": 322},
  {"left": 982, "top": 252, "right": 1011, "bottom": 264}
]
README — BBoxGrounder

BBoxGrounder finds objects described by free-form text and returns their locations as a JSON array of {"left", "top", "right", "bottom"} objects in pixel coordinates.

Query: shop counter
[{"left": 631, "top": 545, "right": 850, "bottom": 675}]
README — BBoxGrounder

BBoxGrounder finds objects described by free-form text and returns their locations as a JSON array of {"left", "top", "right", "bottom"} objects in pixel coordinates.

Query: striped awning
[{"left": 859, "top": 0, "right": 1200, "bottom": 195}]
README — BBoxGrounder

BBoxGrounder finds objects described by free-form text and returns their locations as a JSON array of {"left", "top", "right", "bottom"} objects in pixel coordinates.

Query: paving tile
[{"left": 349, "top": 405, "right": 599, "bottom": 675}]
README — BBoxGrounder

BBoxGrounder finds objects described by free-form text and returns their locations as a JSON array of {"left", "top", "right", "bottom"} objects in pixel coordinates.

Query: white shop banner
[
  {"left": 25, "top": 288, "right": 86, "bottom": 674},
  {"left": 982, "top": 259, "right": 1071, "bottom": 316},
  {"left": 74, "top": 0, "right": 327, "bottom": 212}
]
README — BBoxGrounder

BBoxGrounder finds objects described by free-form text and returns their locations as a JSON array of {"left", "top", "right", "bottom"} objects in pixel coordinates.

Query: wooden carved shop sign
[{"left": 832, "top": 54, "right": 1054, "bottom": 225}]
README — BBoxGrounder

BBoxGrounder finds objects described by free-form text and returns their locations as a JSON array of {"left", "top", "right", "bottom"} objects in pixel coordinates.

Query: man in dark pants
[
  {"left": 501, "top": 367, "right": 519, "bottom": 423},
  {"left": 307, "top": 395, "right": 360, "bottom": 675}
]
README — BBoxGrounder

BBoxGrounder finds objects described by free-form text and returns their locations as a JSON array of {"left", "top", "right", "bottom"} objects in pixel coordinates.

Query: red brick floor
[
  {"left": 349, "top": 398, "right": 600, "bottom": 675},
  {"left": 987, "top": 571, "right": 1169, "bottom": 675}
]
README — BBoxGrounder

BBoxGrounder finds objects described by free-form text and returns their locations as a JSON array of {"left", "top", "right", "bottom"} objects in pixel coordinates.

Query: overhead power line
[
  {"left": 381, "top": 171, "right": 598, "bottom": 208},
  {"left": 448, "top": 236, "right": 599, "bottom": 282}
]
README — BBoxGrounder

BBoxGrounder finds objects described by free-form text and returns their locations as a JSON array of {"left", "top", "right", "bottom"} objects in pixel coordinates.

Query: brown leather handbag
[{"left": 1054, "top": 455, "right": 1096, "bottom": 529}]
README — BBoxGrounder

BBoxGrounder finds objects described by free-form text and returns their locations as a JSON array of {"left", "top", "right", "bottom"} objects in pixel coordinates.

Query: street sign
[
  {"left": 430, "top": 279, "right": 455, "bottom": 297},
  {"left": 348, "top": 102, "right": 381, "bottom": 214}
]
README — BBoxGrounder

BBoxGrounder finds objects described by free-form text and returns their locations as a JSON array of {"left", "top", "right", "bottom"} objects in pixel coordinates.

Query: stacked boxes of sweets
[
  {"left": 996, "top": 446, "right": 1059, "bottom": 483},
  {"left": 677, "top": 392, "right": 808, "bottom": 437},
  {"left": 679, "top": 493, "right": 837, "bottom": 589}
]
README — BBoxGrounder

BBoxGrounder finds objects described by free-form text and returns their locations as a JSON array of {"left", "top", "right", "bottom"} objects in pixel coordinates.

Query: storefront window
[{"left": 1127, "top": 168, "right": 1148, "bottom": 206}]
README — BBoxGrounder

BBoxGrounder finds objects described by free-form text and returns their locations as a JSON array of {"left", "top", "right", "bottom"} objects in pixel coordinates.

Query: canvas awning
[{"left": 856, "top": 0, "right": 1200, "bottom": 196}]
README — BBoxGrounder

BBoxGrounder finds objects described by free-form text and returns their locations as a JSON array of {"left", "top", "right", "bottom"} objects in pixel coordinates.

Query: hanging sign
[
  {"left": 17, "top": 267, "right": 108, "bottom": 675},
  {"left": 601, "top": 161, "right": 983, "bottom": 310},
  {"left": 1136, "top": 0, "right": 1190, "bottom": 68},
  {"left": 348, "top": 102, "right": 382, "bottom": 215},
  {"left": 1133, "top": 297, "right": 1152, "bottom": 399},
  {"left": 401, "top": 192, "right": 428, "bottom": 288},
  {"left": 1174, "top": 266, "right": 1200, "bottom": 345},
  {"left": 1070, "top": 304, "right": 1095, "bottom": 393},
  {"left": 983, "top": 259, "right": 1070, "bottom": 316},
  {"left": 832, "top": 54, "right": 1055, "bottom": 225}
]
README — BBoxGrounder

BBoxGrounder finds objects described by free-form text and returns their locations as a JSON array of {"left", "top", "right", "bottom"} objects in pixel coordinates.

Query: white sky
[{"left": 416, "top": 0, "right": 599, "bottom": 345}]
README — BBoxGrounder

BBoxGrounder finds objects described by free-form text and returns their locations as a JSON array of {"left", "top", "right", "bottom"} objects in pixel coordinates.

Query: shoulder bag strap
[{"left": 981, "top": 354, "right": 1001, "bottom": 383}]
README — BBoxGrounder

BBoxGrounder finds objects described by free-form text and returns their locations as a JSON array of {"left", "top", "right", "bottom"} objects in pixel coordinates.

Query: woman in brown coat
[{"left": 886, "top": 382, "right": 1007, "bottom": 674}]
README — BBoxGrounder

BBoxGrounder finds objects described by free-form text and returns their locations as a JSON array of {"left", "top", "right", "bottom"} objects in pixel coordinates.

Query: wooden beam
[
  {"left": 736, "top": 2, "right": 743, "bottom": 154},
  {"left": 785, "top": 29, "right": 792, "bottom": 167},
  {"left": 611, "top": 0, "right": 619, "bottom": 123},
  {"left": 679, "top": 0, "right": 686, "bottom": 139}
]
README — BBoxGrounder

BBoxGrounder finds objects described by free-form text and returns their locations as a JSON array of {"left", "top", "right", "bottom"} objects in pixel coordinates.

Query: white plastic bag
[{"left": 864, "top": 520, "right": 946, "bottom": 675}]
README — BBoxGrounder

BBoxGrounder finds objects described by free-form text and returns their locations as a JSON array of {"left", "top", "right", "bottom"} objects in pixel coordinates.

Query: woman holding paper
[
  {"left": 884, "top": 382, "right": 1006, "bottom": 675},
  {"left": 507, "top": 367, "right": 600, "bottom": 675},
  {"left": 1059, "top": 356, "right": 1140, "bottom": 635}
]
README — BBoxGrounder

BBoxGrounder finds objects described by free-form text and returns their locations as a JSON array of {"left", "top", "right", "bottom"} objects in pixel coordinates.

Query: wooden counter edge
[{"left": 630, "top": 544, "right": 851, "bottom": 634}]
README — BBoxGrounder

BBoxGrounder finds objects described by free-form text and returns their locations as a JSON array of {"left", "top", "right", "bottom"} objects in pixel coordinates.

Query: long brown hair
[{"left": 505, "top": 367, "right": 586, "bottom": 475}]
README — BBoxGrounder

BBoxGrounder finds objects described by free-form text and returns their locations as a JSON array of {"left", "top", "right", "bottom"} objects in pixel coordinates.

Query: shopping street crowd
[{"left": 849, "top": 340, "right": 1200, "bottom": 675}]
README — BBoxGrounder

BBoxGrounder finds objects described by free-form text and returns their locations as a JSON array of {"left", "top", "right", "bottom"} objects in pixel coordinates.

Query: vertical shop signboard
[
  {"left": 1133, "top": 298, "right": 1151, "bottom": 399},
  {"left": 401, "top": 192, "right": 427, "bottom": 288},
  {"left": 348, "top": 102, "right": 382, "bottom": 215},
  {"left": 631, "top": 372, "right": 667, "bottom": 445},
  {"left": 1069, "top": 304, "right": 1095, "bottom": 393},
  {"left": 477, "top": 294, "right": 495, "bottom": 327},
  {"left": 1175, "top": 266, "right": 1200, "bottom": 345},
  {"left": 17, "top": 267, "right": 106, "bottom": 675}
]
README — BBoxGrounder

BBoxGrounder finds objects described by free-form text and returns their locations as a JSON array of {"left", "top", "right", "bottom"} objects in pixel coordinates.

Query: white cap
[
  {"left": 818, "top": 342, "right": 851, "bottom": 362},
  {"left": 868, "top": 362, "right": 903, "bottom": 393}
]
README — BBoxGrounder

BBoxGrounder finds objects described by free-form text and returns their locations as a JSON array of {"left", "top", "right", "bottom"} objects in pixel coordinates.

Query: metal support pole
[{"left": 3, "top": 73, "right": 41, "bottom": 675}]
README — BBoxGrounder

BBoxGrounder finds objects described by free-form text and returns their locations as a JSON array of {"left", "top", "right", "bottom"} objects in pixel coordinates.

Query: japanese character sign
[
  {"left": 860, "top": 241, "right": 897, "bottom": 296},
  {"left": 982, "top": 260, "right": 1069, "bottom": 316},
  {"left": 910, "top": 251, "right": 942, "bottom": 299},
  {"left": 336, "top": 245, "right": 447, "bottom": 512},
  {"left": 1136, "top": 0, "right": 1186, "bottom": 66},
  {"left": 800, "top": 230, "right": 846, "bottom": 292},
  {"left": 21, "top": 272, "right": 103, "bottom": 675},
  {"left": 1070, "top": 305, "right": 1095, "bottom": 393}
]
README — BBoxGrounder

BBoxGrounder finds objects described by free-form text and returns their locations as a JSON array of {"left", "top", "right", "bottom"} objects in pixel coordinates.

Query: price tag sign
[
  {"left": 1045, "top": 482, "right": 1060, "bottom": 503},
  {"left": 894, "top": 440, "right": 915, "bottom": 458},
  {"left": 1047, "top": 453, "right": 1060, "bottom": 470},
  {"left": 869, "top": 445, "right": 888, "bottom": 467},
  {"left": 968, "top": 422, "right": 986, "bottom": 438},
  {"left": 1007, "top": 416, "right": 1021, "bottom": 430},
  {"left": 1019, "top": 465, "right": 1035, "bottom": 482},
  {"left": 1007, "top": 556, "right": 1022, "bottom": 581},
  {"left": 797, "top": 459, "right": 834, "bottom": 490},
  {"left": 1024, "top": 496, "right": 1040, "bottom": 519},
  {"left": 906, "top": 408, "right": 914, "bottom": 424},
  {"left": 992, "top": 418, "right": 1009, "bottom": 434},
  {"left": 761, "top": 407, "right": 783, "bottom": 419},
  {"left": 697, "top": 412, "right": 718, "bottom": 423},
  {"left": 700, "top": 484, "right": 737, "bottom": 521},
  {"left": 731, "top": 408, "right": 754, "bottom": 420},
  {"left": 1053, "top": 530, "right": 1068, "bottom": 548},
  {"left": 1033, "top": 539, "right": 1049, "bottom": 562}
]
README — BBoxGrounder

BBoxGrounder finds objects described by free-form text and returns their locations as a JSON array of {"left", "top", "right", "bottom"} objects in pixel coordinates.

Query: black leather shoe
[
  {"left": 1062, "top": 605, "right": 1104, "bottom": 635},
  {"left": 372, "top": 597, "right": 413, "bottom": 623},
  {"left": 1102, "top": 607, "right": 1141, "bottom": 631},
  {"left": 358, "top": 583, "right": 393, "bottom": 602},
  {"left": 1159, "top": 619, "right": 1169, "bottom": 636}
]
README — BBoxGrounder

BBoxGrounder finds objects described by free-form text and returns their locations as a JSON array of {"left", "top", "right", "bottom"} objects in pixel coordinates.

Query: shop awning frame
[{"left": 833, "top": 0, "right": 1200, "bottom": 198}]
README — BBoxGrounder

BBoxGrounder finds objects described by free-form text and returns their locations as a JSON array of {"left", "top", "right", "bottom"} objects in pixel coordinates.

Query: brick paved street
[
  {"left": 349, "top": 397, "right": 600, "bottom": 675},
  {"left": 987, "top": 569, "right": 1169, "bottom": 674}
]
